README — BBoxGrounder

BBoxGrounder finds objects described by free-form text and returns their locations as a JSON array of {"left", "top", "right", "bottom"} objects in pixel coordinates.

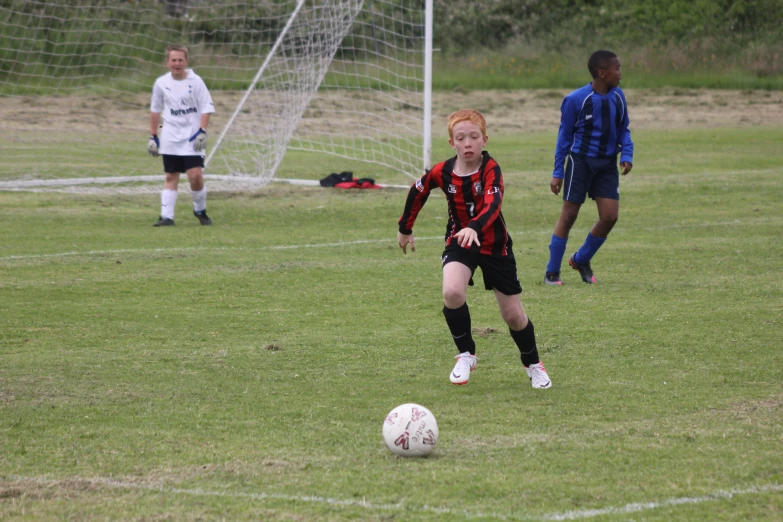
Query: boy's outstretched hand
[
  {"left": 454, "top": 228, "right": 480, "bottom": 249},
  {"left": 398, "top": 232, "right": 415, "bottom": 254},
  {"left": 621, "top": 162, "right": 633, "bottom": 175},
  {"left": 550, "top": 177, "right": 563, "bottom": 195}
]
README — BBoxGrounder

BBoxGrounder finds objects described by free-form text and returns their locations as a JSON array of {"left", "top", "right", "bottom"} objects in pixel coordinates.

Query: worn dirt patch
[
  {"left": 433, "top": 88, "right": 783, "bottom": 136},
  {"left": 729, "top": 397, "right": 783, "bottom": 418},
  {"left": 2, "top": 87, "right": 779, "bottom": 191},
  {"left": 3, "top": 89, "right": 782, "bottom": 138},
  {"left": 472, "top": 327, "right": 500, "bottom": 337},
  {"left": 0, "top": 478, "right": 100, "bottom": 502}
]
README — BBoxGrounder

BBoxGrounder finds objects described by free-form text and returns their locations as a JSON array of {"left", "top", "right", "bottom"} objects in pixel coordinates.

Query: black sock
[
  {"left": 442, "top": 303, "right": 476, "bottom": 355},
  {"left": 510, "top": 320, "right": 540, "bottom": 367}
]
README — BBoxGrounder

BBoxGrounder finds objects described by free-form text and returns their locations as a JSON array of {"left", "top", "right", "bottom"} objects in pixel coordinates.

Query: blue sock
[
  {"left": 546, "top": 235, "right": 568, "bottom": 274},
  {"left": 574, "top": 233, "right": 606, "bottom": 264}
]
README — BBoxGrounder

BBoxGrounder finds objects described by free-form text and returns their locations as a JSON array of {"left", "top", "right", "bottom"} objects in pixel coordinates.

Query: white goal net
[{"left": 0, "top": 0, "right": 431, "bottom": 193}]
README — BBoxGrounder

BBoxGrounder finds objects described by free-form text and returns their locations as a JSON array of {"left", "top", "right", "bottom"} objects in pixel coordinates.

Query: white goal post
[{"left": 0, "top": 0, "right": 433, "bottom": 193}]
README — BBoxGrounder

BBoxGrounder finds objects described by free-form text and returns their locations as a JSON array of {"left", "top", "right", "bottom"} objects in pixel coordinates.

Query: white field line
[
  {"left": 0, "top": 167, "right": 778, "bottom": 190},
  {"left": 1, "top": 215, "right": 780, "bottom": 263},
  {"left": 3, "top": 475, "right": 782, "bottom": 520},
  {"left": 542, "top": 483, "right": 783, "bottom": 521},
  {"left": 0, "top": 238, "right": 419, "bottom": 262},
  {"left": 3, "top": 475, "right": 511, "bottom": 520}
]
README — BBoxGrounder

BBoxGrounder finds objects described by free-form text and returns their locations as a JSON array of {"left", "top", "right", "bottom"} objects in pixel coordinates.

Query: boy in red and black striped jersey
[{"left": 397, "top": 109, "right": 552, "bottom": 389}]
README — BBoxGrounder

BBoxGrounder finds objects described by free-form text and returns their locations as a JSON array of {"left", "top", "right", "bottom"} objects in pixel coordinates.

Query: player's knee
[
  {"left": 497, "top": 301, "right": 526, "bottom": 328},
  {"left": 442, "top": 288, "right": 466, "bottom": 309},
  {"left": 561, "top": 209, "right": 579, "bottom": 228},
  {"left": 504, "top": 315, "right": 526, "bottom": 331},
  {"left": 601, "top": 213, "right": 618, "bottom": 228},
  {"left": 503, "top": 311, "right": 527, "bottom": 330}
]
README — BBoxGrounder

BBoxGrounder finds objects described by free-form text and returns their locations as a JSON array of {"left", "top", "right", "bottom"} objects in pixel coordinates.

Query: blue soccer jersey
[{"left": 553, "top": 83, "right": 634, "bottom": 179}]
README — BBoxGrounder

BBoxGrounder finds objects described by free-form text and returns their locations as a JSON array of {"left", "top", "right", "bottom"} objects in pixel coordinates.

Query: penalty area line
[
  {"left": 4, "top": 476, "right": 782, "bottom": 520},
  {"left": 3, "top": 475, "right": 514, "bottom": 520},
  {"left": 0, "top": 237, "right": 441, "bottom": 262},
  {"left": 542, "top": 483, "right": 783, "bottom": 520},
  {"left": 2, "top": 215, "right": 779, "bottom": 262}
]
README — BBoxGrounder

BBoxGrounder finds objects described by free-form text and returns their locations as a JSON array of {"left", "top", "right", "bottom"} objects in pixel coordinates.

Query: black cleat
[
  {"left": 193, "top": 210, "right": 213, "bottom": 226},
  {"left": 544, "top": 272, "right": 563, "bottom": 285},
  {"left": 569, "top": 254, "right": 596, "bottom": 284},
  {"left": 153, "top": 216, "right": 175, "bottom": 227}
]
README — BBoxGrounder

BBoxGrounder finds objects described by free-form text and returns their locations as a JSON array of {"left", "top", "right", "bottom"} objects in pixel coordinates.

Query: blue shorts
[
  {"left": 162, "top": 155, "right": 204, "bottom": 174},
  {"left": 562, "top": 153, "right": 619, "bottom": 204}
]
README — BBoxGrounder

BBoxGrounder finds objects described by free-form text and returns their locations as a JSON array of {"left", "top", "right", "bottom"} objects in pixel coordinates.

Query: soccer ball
[{"left": 382, "top": 403, "right": 439, "bottom": 457}]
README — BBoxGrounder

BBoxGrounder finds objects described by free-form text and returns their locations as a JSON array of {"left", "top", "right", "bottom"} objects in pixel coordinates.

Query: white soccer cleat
[
  {"left": 525, "top": 361, "right": 552, "bottom": 389},
  {"left": 450, "top": 352, "right": 477, "bottom": 385}
]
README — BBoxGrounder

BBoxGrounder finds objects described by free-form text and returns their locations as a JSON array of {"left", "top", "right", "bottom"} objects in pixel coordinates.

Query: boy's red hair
[{"left": 447, "top": 109, "right": 487, "bottom": 139}]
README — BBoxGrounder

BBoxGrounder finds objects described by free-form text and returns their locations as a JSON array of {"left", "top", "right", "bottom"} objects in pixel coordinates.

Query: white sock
[
  {"left": 161, "top": 189, "right": 177, "bottom": 219},
  {"left": 192, "top": 186, "right": 207, "bottom": 213}
]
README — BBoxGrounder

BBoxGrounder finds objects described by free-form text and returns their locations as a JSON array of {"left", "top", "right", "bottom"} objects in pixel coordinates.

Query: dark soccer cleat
[
  {"left": 544, "top": 272, "right": 563, "bottom": 285},
  {"left": 153, "top": 216, "right": 175, "bottom": 227},
  {"left": 193, "top": 210, "right": 213, "bottom": 226},
  {"left": 569, "top": 254, "right": 596, "bottom": 284}
]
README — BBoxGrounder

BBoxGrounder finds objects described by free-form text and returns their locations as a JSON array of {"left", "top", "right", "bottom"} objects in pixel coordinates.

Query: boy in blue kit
[{"left": 545, "top": 50, "right": 634, "bottom": 285}]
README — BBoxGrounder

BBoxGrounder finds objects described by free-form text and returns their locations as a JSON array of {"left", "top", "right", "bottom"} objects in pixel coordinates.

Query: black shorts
[
  {"left": 563, "top": 153, "right": 620, "bottom": 204},
  {"left": 162, "top": 155, "right": 204, "bottom": 174},
  {"left": 442, "top": 245, "right": 523, "bottom": 295}
]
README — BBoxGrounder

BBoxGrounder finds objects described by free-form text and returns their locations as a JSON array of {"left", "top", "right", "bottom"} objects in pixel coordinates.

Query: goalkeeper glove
[
  {"left": 190, "top": 128, "right": 207, "bottom": 152},
  {"left": 148, "top": 134, "right": 160, "bottom": 157}
]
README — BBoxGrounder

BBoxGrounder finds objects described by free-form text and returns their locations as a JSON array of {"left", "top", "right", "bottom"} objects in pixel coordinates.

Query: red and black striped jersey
[{"left": 398, "top": 151, "right": 512, "bottom": 257}]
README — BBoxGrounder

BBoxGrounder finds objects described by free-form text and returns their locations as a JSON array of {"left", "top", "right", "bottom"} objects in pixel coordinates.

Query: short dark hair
[{"left": 588, "top": 50, "right": 617, "bottom": 78}]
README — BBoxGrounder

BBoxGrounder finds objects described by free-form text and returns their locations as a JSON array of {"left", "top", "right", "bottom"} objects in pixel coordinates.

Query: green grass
[
  {"left": 431, "top": 49, "right": 783, "bottom": 91},
  {"left": 432, "top": 66, "right": 783, "bottom": 91},
  {"left": 5, "top": 51, "right": 783, "bottom": 96},
  {"left": 1, "top": 125, "right": 782, "bottom": 520}
]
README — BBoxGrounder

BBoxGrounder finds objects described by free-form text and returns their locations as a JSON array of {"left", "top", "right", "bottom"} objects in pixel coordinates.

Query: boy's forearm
[
  {"left": 150, "top": 113, "right": 160, "bottom": 135},
  {"left": 398, "top": 208, "right": 415, "bottom": 233},
  {"left": 553, "top": 146, "right": 568, "bottom": 178},
  {"left": 553, "top": 125, "right": 573, "bottom": 177},
  {"left": 620, "top": 132, "right": 634, "bottom": 165},
  {"left": 398, "top": 186, "right": 427, "bottom": 234},
  {"left": 200, "top": 113, "right": 211, "bottom": 130}
]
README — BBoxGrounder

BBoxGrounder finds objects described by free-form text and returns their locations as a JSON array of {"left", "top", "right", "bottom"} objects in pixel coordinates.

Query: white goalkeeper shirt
[{"left": 150, "top": 69, "right": 215, "bottom": 156}]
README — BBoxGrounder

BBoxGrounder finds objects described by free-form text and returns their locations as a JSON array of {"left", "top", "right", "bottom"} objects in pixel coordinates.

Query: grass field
[{"left": 1, "top": 123, "right": 782, "bottom": 520}]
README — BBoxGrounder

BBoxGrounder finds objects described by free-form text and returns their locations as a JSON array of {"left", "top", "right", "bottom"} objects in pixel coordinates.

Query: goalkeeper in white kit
[{"left": 148, "top": 44, "right": 216, "bottom": 226}]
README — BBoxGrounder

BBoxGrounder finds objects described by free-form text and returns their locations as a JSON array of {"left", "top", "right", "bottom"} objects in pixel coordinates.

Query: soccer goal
[{"left": 0, "top": 0, "right": 432, "bottom": 193}]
